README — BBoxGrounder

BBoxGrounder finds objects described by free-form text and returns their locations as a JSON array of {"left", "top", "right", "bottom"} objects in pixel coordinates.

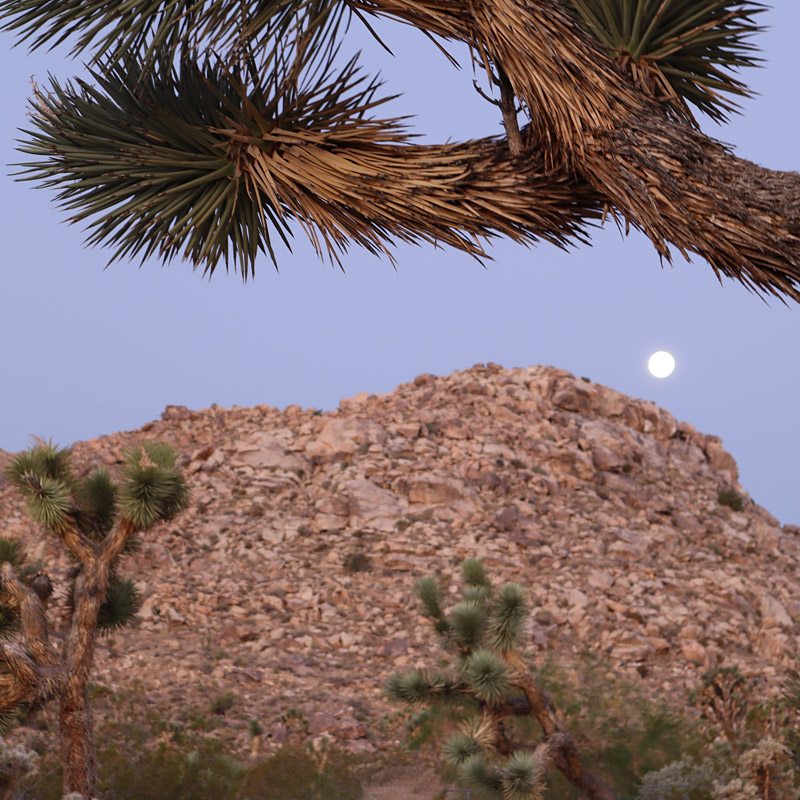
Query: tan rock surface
[{"left": 1, "top": 364, "right": 796, "bottom": 757}]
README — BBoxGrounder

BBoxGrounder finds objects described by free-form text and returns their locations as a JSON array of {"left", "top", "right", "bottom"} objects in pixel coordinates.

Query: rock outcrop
[{"left": 1, "top": 364, "right": 797, "bottom": 756}]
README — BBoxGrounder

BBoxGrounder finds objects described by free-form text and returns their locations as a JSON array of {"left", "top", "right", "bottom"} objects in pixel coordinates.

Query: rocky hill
[{"left": 1, "top": 363, "right": 798, "bottom": 758}]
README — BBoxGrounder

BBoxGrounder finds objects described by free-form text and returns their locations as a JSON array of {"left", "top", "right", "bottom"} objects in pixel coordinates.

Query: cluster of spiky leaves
[
  {"left": 566, "top": 0, "right": 765, "bottom": 125},
  {"left": 118, "top": 441, "right": 189, "bottom": 529},
  {"left": 0, "top": 0, "right": 347, "bottom": 70},
  {"left": 17, "top": 48, "right": 400, "bottom": 277},
  {"left": 385, "top": 559, "right": 543, "bottom": 800},
  {"left": 5, "top": 440, "right": 187, "bottom": 632}
]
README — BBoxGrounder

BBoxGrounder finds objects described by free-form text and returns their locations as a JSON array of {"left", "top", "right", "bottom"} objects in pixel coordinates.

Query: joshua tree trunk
[
  {"left": 59, "top": 566, "right": 109, "bottom": 798},
  {"left": 60, "top": 683, "right": 96, "bottom": 799},
  {"left": 503, "top": 651, "right": 618, "bottom": 800}
]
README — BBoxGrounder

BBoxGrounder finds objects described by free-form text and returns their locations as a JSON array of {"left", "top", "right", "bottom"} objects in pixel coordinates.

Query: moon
[{"left": 648, "top": 351, "right": 675, "bottom": 378}]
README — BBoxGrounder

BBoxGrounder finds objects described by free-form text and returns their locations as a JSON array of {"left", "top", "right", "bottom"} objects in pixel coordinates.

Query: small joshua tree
[
  {"left": 385, "top": 559, "right": 617, "bottom": 800},
  {"left": 690, "top": 666, "right": 753, "bottom": 750},
  {"left": 0, "top": 439, "right": 188, "bottom": 799}
]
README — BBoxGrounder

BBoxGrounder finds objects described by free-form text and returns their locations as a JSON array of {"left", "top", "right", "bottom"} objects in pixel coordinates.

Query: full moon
[{"left": 648, "top": 351, "right": 676, "bottom": 378}]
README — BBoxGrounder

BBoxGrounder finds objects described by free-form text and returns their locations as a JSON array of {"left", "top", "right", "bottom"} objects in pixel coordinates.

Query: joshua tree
[
  {"left": 2, "top": 0, "right": 799, "bottom": 301},
  {"left": 385, "top": 558, "right": 618, "bottom": 800},
  {"left": 0, "top": 440, "right": 188, "bottom": 799},
  {"left": 783, "top": 660, "right": 800, "bottom": 771},
  {"left": 690, "top": 666, "right": 753, "bottom": 750}
]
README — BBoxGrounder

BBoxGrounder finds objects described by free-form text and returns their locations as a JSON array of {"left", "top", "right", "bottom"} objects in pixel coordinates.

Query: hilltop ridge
[{"left": 1, "top": 363, "right": 798, "bottom": 756}]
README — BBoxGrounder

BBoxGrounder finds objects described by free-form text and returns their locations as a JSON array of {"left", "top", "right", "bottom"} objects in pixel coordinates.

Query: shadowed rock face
[{"left": 1, "top": 363, "right": 796, "bottom": 756}]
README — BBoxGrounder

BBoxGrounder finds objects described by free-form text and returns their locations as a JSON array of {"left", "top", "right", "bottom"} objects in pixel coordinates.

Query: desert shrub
[
  {"left": 718, "top": 489, "right": 744, "bottom": 512},
  {"left": 19, "top": 686, "right": 246, "bottom": 800},
  {"left": 534, "top": 655, "right": 707, "bottom": 799},
  {"left": 98, "top": 738, "right": 246, "bottom": 800},
  {"left": 343, "top": 549, "right": 372, "bottom": 573},
  {"left": 240, "top": 741, "right": 364, "bottom": 800},
  {"left": 637, "top": 751, "right": 734, "bottom": 800},
  {"left": 211, "top": 691, "right": 236, "bottom": 716}
]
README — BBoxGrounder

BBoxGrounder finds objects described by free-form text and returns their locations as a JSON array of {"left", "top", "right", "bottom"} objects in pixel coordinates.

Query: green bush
[
  {"left": 240, "top": 741, "right": 364, "bottom": 800},
  {"left": 97, "top": 739, "right": 246, "bottom": 800},
  {"left": 718, "top": 489, "right": 744, "bottom": 512},
  {"left": 532, "top": 655, "right": 708, "bottom": 799}
]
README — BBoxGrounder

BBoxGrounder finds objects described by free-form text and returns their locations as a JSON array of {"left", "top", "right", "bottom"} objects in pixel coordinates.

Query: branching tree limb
[
  {"left": 2, "top": 0, "right": 797, "bottom": 299},
  {"left": 356, "top": 0, "right": 800, "bottom": 301}
]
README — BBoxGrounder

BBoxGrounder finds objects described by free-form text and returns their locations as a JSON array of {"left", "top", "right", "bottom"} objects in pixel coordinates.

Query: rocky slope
[{"left": 1, "top": 363, "right": 798, "bottom": 757}]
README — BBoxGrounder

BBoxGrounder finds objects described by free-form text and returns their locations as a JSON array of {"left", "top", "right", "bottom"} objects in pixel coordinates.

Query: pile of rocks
[{"left": 1, "top": 364, "right": 797, "bottom": 757}]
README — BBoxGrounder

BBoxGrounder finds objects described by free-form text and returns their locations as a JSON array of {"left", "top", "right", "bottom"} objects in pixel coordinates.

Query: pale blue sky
[{"left": 1, "top": 6, "right": 798, "bottom": 524}]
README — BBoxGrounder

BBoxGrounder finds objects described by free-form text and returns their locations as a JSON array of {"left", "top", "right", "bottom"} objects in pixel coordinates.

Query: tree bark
[
  {"left": 59, "top": 679, "right": 96, "bottom": 800},
  {"left": 354, "top": 0, "right": 800, "bottom": 302},
  {"left": 502, "top": 650, "right": 619, "bottom": 800},
  {"left": 58, "top": 544, "right": 119, "bottom": 799}
]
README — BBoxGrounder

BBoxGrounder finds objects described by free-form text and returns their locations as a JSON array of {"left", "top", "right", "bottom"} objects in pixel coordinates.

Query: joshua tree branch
[
  {"left": 0, "top": 642, "right": 63, "bottom": 714},
  {"left": 503, "top": 650, "right": 619, "bottom": 800},
  {"left": 0, "top": 564, "right": 59, "bottom": 669},
  {"left": 57, "top": 523, "right": 97, "bottom": 569},
  {"left": 497, "top": 66, "right": 523, "bottom": 156},
  {"left": 99, "top": 517, "right": 138, "bottom": 572},
  {"left": 354, "top": 0, "right": 800, "bottom": 302}
]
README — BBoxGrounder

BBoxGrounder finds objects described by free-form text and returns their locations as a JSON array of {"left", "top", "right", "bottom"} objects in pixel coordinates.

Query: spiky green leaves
[
  {"left": 119, "top": 443, "right": 188, "bottom": 529},
  {"left": 0, "top": 0, "right": 346, "bottom": 71},
  {"left": 415, "top": 576, "right": 448, "bottom": 632},
  {"left": 458, "top": 752, "right": 544, "bottom": 800},
  {"left": 101, "top": 577, "right": 139, "bottom": 631},
  {"left": 462, "top": 558, "right": 490, "bottom": 589},
  {"left": 0, "top": 539, "right": 27, "bottom": 573},
  {"left": 66, "top": 575, "right": 142, "bottom": 632},
  {"left": 16, "top": 48, "right": 401, "bottom": 278},
  {"left": 5, "top": 440, "right": 73, "bottom": 486},
  {"left": 384, "top": 669, "right": 461, "bottom": 705},
  {"left": 74, "top": 470, "right": 117, "bottom": 539},
  {"left": 464, "top": 649, "right": 511, "bottom": 703},
  {"left": 443, "top": 732, "right": 484, "bottom": 766},
  {"left": 6, "top": 442, "right": 75, "bottom": 533},
  {"left": 460, "top": 756, "right": 504, "bottom": 798},
  {"left": 386, "top": 562, "right": 553, "bottom": 800},
  {"left": 500, "top": 752, "right": 545, "bottom": 800},
  {"left": 389, "top": 560, "right": 526, "bottom": 704},
  {"left": 449, "top": 601, "right": 489, "bottom": 651},
  {"left": 566, "top": 0, "right": 766, "bottom": 125},
  {"left": 414, "top": 562, "right": 526, "bottom": 653},
  {"left": 7, "top": 439, "right": 186, "bottom": 535},
  {"left": 15, "top": 475, "right": 72, "bottom": 533},
  {"left": 491, "top": 583, "right": 526, "bottom": 651}
]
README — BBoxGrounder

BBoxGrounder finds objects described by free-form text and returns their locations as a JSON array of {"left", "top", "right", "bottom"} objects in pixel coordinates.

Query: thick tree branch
[
  {"left": 1, "top": 564, "right": 58, "bottom": 668},
  {"left": 57, "top": 523, "right": 97, "bottom": 569},
  {"left": 241, "top": 127, "right": 604, "bottom": 265},
  {"left": 502, "top": 650, "right": 619, "bottom": 800},
  {"left": 0, "top": 564, "right": 63, "bottom": 715},
  {"left": 354, "top": 0, "right": 800, "bottom": 302},
  {"left": 0, "top": 643, "right": 63, "bottom": 714},
  {"left": 497, "top": 67, "right": 523, "bottom": 157},
  {"left": 99, "top": 517, "right": 138, "bottom": 572}
]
